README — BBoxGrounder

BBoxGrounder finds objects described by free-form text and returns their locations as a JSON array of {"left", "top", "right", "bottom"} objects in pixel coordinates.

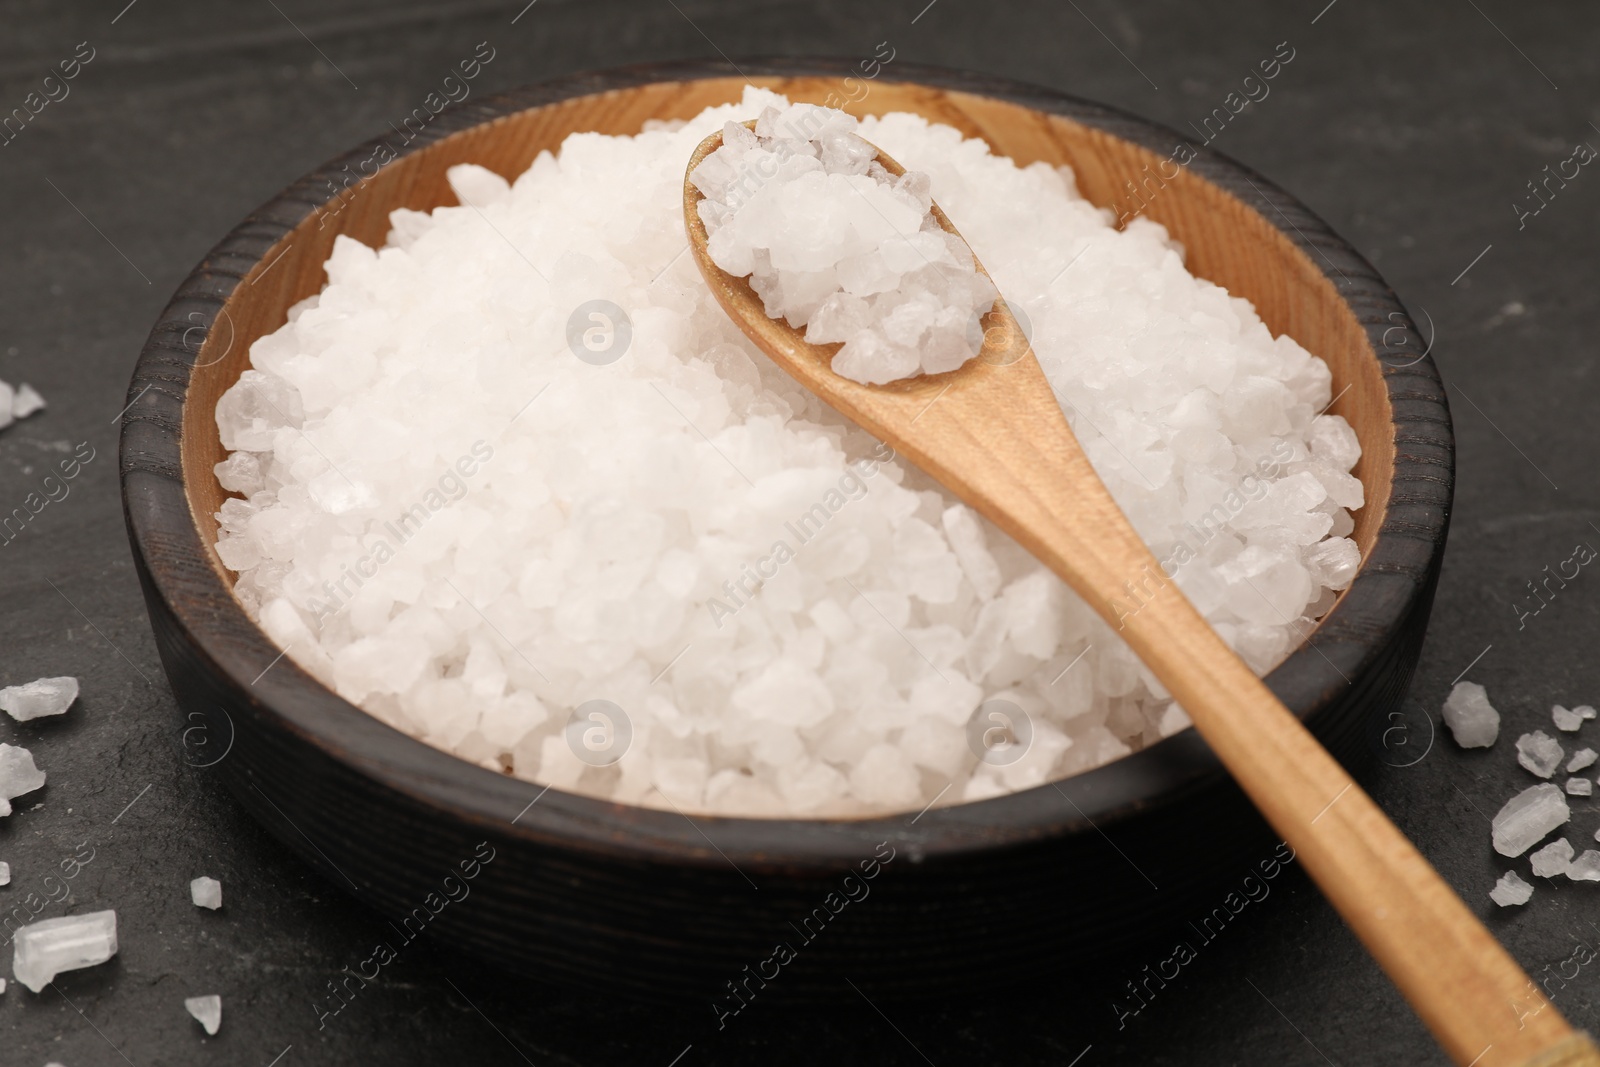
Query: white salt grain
[
  {"left": 0, "top": 860, "right": 8, "bottom": 885},
  {"left": 694, "top": 105, "right": 995, "bottom": 385},
  {"left": 1492, "top": 783, "right": 1570, "bottom": 857},
  {"left": 1568, "top": 850, "right": 1600, "bottom": 882},
  {"left": 1552, "top": 704, "right": 1585, "bottom": 732},
  {"left": 1570, "top": 747, "right": 1599, "bottom": 773},
  {"left": 185, "top": 994, "right": 222, "bottom": 1035},
  {"left": 189, "top": 876, "right": 222, "bottom": 910},
  {"left": 1441, "top": 681, "right": 1499, "bottom": 749},
  {"left": 1575, "top": 704, "right": 1598, "bottom": 721},
  {"left": 1516, "top": 731, "right": 1565, "bottom": 778},
  {"left": 0, "top": 676, "right": 79, "bottom": 721},
  {"left": 209, "top": 88, "right": 1364, "bottom": 817},
  {"left": 11, "top": 909, "right": 117, "bottom": 993},
  {"left": 1568, "top": 777, "right": 1595, "bottom": 797},
  {"left": 1530, "top": 837, "right": 1574, "bottom": 877},
  {"left": 0, "top": 742, "right": 46, "bottom": 818},
  {"left": 1490, "top": 870, "right": 1534, "bottom": 907},
  {"left": 11, "top": 383, "right": 45, "bottom": 419}
]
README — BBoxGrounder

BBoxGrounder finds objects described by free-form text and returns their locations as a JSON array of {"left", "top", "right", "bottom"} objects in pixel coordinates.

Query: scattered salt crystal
[
  {"left": 0, "top": 977, "right": 5, "bottom": 993},
  {"left": 190, "top": 876, "right": 222, "bottom": 910},
  {"left": 1530, "top": 837, "right": 1574, "bottom": 877},
  {"left": 1515, "top": 731, "right": 1565, "bottom": 778},
  {"left": 185, "top": 994, "right": 223, "bottom": 1035},
  {"left": 1575, "top": 704, "right": 1598, "bottom": 721},
  {"left": 208, "top": 89, "right": 1364, "bottom": 816},
  {"left": 1568, "top": 777, "right": 1595, "bottom": 797},
  {"left": 1492, "top": 783, "right": 1570, "bottom": 856},
  {"left": 0, "top": 742, "right": 46, "bottom": 818},
  {"left": 1570, "top": 747, "right": 1599, "bottom": 773},
  {"left": 1490, "top": 870, "right": 1534, "bottom": 907},
  {"left": 0, "top": 860, "right": 8, "bottom": 885},
  {"left": 1552, "top": 704, "right": 1585, "bottom": 732},
  {"left": 0, "top": 676, "right": 79, "bottom": 721},
  {"left": 1568, "top": 850, "right": 1600, "bottom": 882},
  {"left": 11, "top": 909, "right": 118, "bottom": 992},
  {"left": 1441, "top": 682, "right": 1499, "bottom": 749},
  {"left": 12, "top": 383, "right": 45, "bottom": 419}
]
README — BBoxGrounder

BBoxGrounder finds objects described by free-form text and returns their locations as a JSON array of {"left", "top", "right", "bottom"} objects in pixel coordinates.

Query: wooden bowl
[{"left": 120, "top": 59, "right": 1452, "bottom": 1001}]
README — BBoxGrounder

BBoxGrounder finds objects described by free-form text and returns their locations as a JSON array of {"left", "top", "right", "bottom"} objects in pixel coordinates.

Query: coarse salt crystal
[
  {"left": 0, "top": 742, "right": 46, "bottom": 818},
  {"left": 11, "top": 383, "right": 45, "bottom": 419},
  {"left": 1567, "top": 777, "right": 1594, "bottom": 797},
  {"left": 1530, "top": 837, "right": 1574, "bottom": 877},
  {"left": 11, "top": 909, "right": 118, "bottom": 993},
  {"left": 1569, "top": 747, "right": 1598, "bottom": 773},
  {"left": 1441, "top": 681, "right": 1499, "bottom": 749},
  {"left": 1490, "top": 870, "right": 1534, "bottom": 907},
  {"left": 1568, "top": 850, "right": 1600, "bottom": 882},
  {"left": 190, "top": 876, "right": 222, "bottom": 910},
  {"left": 185, "top": 994, "right": 223, "bottom": 1035},
  {"left": 1552, "top": 704, "right": 1585, "bottom": 732},
  {"left": 1492, "top": 783, "right": 1570, "bottom": 857},
  {"left": 0, "top": 676, "right": 79, "bottom": 721},
  {"left": 0, "top": 860, "right": 8, "bottom": 885},
  {"left": 1515, "top": 731, "right": 1564, "bottom": 778}
]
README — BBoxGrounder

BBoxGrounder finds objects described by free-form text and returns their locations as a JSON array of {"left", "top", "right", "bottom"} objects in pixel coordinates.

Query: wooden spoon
[{"left": 685, "top": 126, "right": 1598, "bottom": 1067}]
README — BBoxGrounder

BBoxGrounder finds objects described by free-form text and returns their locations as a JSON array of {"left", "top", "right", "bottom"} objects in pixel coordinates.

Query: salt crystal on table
[
  {"left": 0, "top": 676, "right": 79, "bottom": 721},
  {"left": 12, "top": 383, "right": 45, "bottom": 419},
  {"left": 1492, "top": 783, "right": 1571, "bottom": 856},
  {"left": 1552, "top": 704, "right": 1585, "bottom": 732},
  {"left": 11, "top": 909, "right": 118, "bottom": 992},
  {"left": 190, "top": 876, "right": 222, "bottom": 910},
  {"left": 1516, "top": 731, "right": 1565, "bottom": 778},
  {"left": 0, "top": 742, "right": 46, "bottom": 817},
  {"left": 1570, "top": 747, "right": 1599, "bottom": 773},
  {"left": 1568, "top": 777, "right": 1595, "bottom": 797},
  {"left": 1441, "top": 681, "right": 1500, "bottom": 748},
  {"left": 1530, "top": 838, "right": 1575, "bottom": 877},
  {"left": 1575, "top": 704, "right": 1598, "bottom": 721},
  {"left": 1490, "top": 870, "right": 1534, "bottom": 907},
  {"left": 1568, "top": 851, "right": 1600, "bottom": 882},
  {"left": 0, "top": 860, "right": 9, "bottom": 885},
  {"left": 185, "top": 994, "right": 222, "bottom": 1035}
]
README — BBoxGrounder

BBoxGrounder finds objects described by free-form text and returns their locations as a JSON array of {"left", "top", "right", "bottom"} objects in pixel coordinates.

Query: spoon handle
[{"left": 920, "top": 364, "right": 1595, "bottom": 1066}]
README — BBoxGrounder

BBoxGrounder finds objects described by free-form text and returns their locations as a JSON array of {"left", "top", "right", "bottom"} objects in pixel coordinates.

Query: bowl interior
[{"left": 181, "top": 73, "right": 1392, "bottom": 667}]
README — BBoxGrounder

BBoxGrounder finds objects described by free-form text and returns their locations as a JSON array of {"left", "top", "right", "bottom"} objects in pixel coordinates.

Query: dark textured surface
[{"left": 1, "top": 1, "right": 1596, "bottom": 1064}]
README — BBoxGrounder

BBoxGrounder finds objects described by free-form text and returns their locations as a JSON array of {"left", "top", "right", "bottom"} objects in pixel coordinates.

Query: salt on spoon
[{"left": 684, "top": 121, "right": 1600, "bottom": 1064}]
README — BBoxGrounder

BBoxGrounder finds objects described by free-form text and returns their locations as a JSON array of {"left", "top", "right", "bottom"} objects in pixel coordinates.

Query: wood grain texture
[{"left": 120, "top": 59, "right": 1456, "bottom": 1001}]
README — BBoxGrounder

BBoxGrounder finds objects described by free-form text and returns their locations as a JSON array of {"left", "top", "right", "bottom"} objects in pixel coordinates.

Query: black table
[{"left": 2, "top": 1, "right": 1597, "bottom": 1063}]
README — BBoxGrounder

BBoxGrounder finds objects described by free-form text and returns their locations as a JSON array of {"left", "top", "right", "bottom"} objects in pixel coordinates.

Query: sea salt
[
  {"left": 1568, "top": 777, "right": 1594, "bottom": 796},
  {"left": 190, "top": 876, "right": 222, "bottom": 910},
  {"left": 0, "top": 676, "right": 79, "bottom": 721},
  {"left": 185, "top": 994, "right": 222, "bottom": 1035},
  {"left": 1441, "top": 681, "right": 1499, "bottom": 748},
  {"left": 693, "top": 105, "right": 995, "bottom": 385},
  {"left": 11, "top": 909, "right": 117, "bottom": 992},
  {"left": 1530, "top": 837, "right": 1574, "bottom": 877},
  {"left": 12, "top": 383, "right": 45, "bottom": 419},
  {"left": 1516, "top": 731, "right": 1564, "bottom": 778},
  {"left": 0, "top": 742, "right": 46, "bottom": 817},
  {"left": 1575, "top": 704, "right": 1598, "bottom": 721},
  {"left": 1552, "top": 704, "right": 1585, "bottom": 732},
  {"left": 209, "top": 88, "right": 1364, "bottom": 817},
  {"left": 1492, "top": 783, "right": 1570, "bottom": 857},
  {"left": 1490, "top": 870, "right": 1534, "bottom": 907},
  {"left": 1570, "top": 747, "right": 1598, "bottom": 773},
  {"left": 0, "top": 860, "right": 8, "bottom": 885},
  {"left": 1568, "top": 850, "right": 1600, "bottom": 882}
]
